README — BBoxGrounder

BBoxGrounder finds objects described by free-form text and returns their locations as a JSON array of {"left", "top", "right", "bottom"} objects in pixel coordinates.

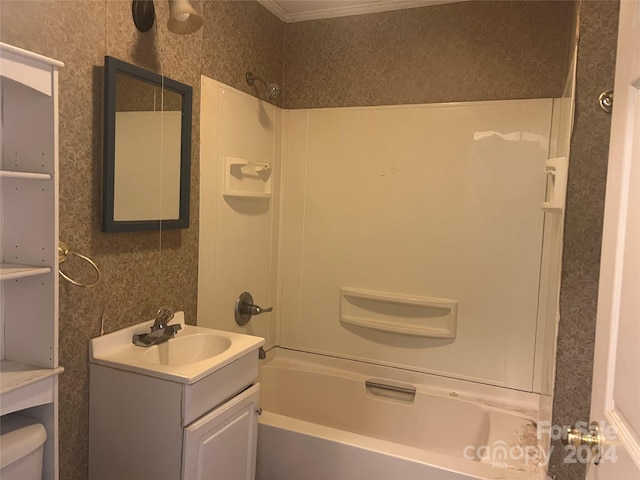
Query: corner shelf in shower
[
  {"left": 541, "top": 157, "right": 568, "bottom": 212},
  {"left": 223, "top": 156, "right": 272, "bottom": 198},
  {"left": 339, "top": 287, "right": 458, "bottom": 338}
]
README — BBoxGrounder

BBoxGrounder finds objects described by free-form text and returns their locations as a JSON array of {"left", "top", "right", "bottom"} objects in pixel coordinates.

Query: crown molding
[{"left": 257, "top": 0, "right": 465, "bottom": 23}]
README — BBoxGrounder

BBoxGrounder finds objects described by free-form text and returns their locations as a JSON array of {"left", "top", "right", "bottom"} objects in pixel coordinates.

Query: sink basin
[
  {"left": 89, "top": 311, "right": 265, "bottom": 384},
  {"left": 142, "top": 333, "right": 232, "bottom": 366}
]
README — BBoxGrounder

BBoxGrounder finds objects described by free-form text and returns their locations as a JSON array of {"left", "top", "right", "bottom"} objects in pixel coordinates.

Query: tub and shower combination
[
  {"left": 199, "top": 73, "right": 571, "bottom": 479},
  {"left": 256, "top": 349, "right": 545, "bottom": 480},
  {"left": 249, "top": 99, "right": 563, "bottom": 480}
]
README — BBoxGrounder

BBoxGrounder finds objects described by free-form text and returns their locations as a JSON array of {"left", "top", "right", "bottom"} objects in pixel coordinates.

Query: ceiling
[{"left": 257, "top": 0, "right": 464, "bottom": 23}]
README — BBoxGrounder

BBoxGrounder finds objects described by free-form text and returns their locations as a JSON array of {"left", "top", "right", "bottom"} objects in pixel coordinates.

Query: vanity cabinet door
[{"left": 183, "top": 383, "right": 260, "bottom": 480}]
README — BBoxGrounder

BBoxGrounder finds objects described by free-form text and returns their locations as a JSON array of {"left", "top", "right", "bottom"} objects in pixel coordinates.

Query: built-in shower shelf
[
  {"left": 541, "top": 156, "right": 568, "bottom": 212},
  {"left": 223, "top": 156, "right": 272, "bottom": 198},
  {"left": 339, "top": 287, "right": 458, "bottom": 338}
]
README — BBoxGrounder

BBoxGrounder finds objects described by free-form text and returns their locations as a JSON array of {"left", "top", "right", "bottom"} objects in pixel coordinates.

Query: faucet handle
[
  {"left": 156, "top": 306, "right": 174, "bottom": 320},
  {"left": 235, "top": 292, "right": 273, "bottom": 326},
  {"left": 151, "top": 306, "right": 175, "bottom": 332},
  {"left": 249, "top": 305, "right": 273, "bottom": 315}
]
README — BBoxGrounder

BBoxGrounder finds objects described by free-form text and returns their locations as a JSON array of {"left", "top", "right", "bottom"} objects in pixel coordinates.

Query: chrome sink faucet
[
  {"left": 152, "top": 307, "right": 175, "bottom": 331},
  {"left": 132, "top": 307, "right": 182, "bottom": 347}
]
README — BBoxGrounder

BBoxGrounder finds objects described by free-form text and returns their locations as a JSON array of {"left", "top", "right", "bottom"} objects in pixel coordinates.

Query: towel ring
[{"left": 58, "top": 241, "right": 101, "bottom": 288}]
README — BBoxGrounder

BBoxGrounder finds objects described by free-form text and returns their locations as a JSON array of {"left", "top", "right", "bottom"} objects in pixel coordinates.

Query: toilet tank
[{"left": 0, "top": 414, "right": 47, "bottom": 480}]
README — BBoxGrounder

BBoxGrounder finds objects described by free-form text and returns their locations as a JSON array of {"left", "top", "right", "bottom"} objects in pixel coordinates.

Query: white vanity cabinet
[
  {"left": 0, "top": 43, "right": 63, "bottom": 480},
  {"left": 183, "top": 384, "right": 260, "bottom": 480},
  {"left": 89, "top": 320, "right": 264, "bottom": 480}
]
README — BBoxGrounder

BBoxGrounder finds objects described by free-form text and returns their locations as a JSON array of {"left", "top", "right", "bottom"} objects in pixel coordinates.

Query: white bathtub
[{"left": 256, "top": 349, "right": 547, "bottom": 480}]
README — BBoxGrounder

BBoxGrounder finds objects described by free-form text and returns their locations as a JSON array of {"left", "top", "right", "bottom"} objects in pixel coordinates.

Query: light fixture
[
  {"left": 132, "top": 0, "right": 155, "bottom": 33},
  {"left": 167, "top": 0, "right": 203, "bottom": 35},
  {"left": 132, "top": 0, "right": 203, "bottom": 35}
]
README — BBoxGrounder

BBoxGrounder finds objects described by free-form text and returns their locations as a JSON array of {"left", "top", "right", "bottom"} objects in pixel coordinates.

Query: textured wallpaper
[
  {"left": 0, "top": 1, "right": 613, "bottom": 479},
  {"left": 549, "top": 2, "right": 620, "bottom": 479},
  {"left": 283, "top": 1, "right": 575, "bottom": 108},
  {"left": 200, "top": 0, "right": 285, "bottom": 105},
  {"left": 0, "top": 1, "right": 282, "bottom": 478}
]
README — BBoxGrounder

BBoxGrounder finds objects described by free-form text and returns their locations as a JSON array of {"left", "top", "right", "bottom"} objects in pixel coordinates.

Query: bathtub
[{"left": 256, "top": 349, "right": 547, "bottom": 480}]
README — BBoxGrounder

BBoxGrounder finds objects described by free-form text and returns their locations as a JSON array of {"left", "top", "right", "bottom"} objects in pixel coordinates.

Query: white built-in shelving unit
[{"left": 0, "top": 42, "right": 63, "bottom": 480}]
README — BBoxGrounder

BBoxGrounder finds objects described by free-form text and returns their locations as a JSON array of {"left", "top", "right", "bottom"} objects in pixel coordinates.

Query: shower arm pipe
[
  {"left": 245, "top": 71, "right": 281, "bottom": 100},
  {"left": 245, "top": 71, "right": 264, "bottom": 86}
]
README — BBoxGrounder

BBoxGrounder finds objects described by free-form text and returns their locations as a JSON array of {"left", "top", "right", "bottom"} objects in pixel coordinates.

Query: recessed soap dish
[{"left": 223, "top": 156, "right": 272, "bottom": 198}]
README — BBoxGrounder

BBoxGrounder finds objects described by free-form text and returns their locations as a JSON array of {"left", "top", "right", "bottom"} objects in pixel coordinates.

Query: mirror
[{"left": 102, "top": 56, "right": 192, "bottom": 232}]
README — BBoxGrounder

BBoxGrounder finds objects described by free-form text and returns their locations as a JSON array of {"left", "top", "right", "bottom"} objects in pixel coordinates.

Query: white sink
[
  {"left": 89, "top": 312, "right": 264, "bottom": 384},
  {"left": 141, "top": 332, "right": 232, "bottom": 366}
]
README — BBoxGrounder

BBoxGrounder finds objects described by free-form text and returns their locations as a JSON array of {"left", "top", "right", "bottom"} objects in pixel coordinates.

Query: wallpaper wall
[
  {"left": 0, "top": 1, "right": 614, "bottom": 479},
  {"left": 549, "top": 1, "right": 620, "bottom": 479},
  {"left": 0, "top": 1, "right": 282, "bottom": 477},
  {"left": 283, "top": 1, "right": 574, "bottom": 108}
]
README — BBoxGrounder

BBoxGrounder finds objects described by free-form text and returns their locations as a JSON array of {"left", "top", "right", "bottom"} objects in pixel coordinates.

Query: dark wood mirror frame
[{"left": 102, "top": 56, "right": 192, "bottom": 232}]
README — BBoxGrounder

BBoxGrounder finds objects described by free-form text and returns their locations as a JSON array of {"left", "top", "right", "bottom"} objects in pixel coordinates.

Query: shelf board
[
  {"left": 0, "top": 263, "right": 52, "bottom": 280},
  {"left": 0, "top": 170, "right": 52, "bottom": 180},
  {"left": 0, "top": 360, "right": 62, "bottom": 395},
  {"left": 0, "top": 361, "right": 64, "bottom": 415}
]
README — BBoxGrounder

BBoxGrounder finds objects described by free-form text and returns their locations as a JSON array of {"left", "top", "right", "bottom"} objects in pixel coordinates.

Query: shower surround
[
  {"left": 198, "top": 74, "right": 570, "bottom": 477},
  {"left": 279, "top": 99, "right": 555, "bottom": 392}
]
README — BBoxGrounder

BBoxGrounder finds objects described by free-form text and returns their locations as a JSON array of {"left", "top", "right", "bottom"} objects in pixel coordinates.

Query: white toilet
[{"left": 0, "top": 414, "right": 47, "bottom": 480}]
